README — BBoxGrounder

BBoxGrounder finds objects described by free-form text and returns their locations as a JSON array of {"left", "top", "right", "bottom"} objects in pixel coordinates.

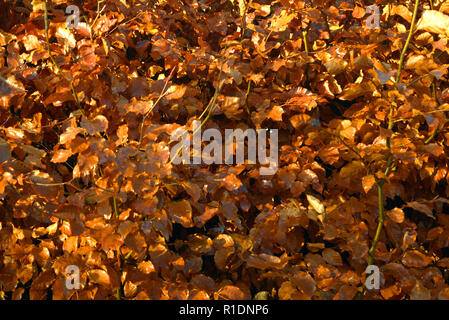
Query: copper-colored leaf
[
  {"left": 417, "top": 10, "right": 449, "bottom": 36},
  {"left": 166, "top": 200, "right": 193, "bottom": 227},
  {"left": 402, "top": 250, "right": 433, "bottom": 268},
  {"left": 88, "top": 269, "right": 111, "bottom": 287},
  {"left": 51, "top": 149, "right": 72, "bottom": 163},
  {"left": 81, "top": 115, "right": 109, "bottom": 135},
  {"left": 362, "top": 175, "right": 376, "bottom": 194},
  {"left": 214, "top": 285, "right": 247, "bottom": 300},
  {"left": 387, "top": 207, "right": 405, "bottom": 223}
]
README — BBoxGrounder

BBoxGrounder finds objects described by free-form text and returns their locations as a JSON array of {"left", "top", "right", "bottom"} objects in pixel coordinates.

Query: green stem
[
  {"left": 302, "top": 30, "right": 309, "bottom": 55},
  {"left": 364, "top": 0, "right": 420, "bottom": 297},
  {"left": 368, "top": 182, "right": 385, "bottom": 266},
  {"left": 426, "top": 119, "right": 449, "bottom": 144},
  {"left": 113, "top": 197, "right": 119, "bottom": 219},
  {"left": 169, "top": 59, "right": 225, "bottom": 165},
  {"left": 138, "top": 67, "right": 175, "bottom": 148},
  {"left": 395, "top": 0, "right": 420, "bottom": 83}
]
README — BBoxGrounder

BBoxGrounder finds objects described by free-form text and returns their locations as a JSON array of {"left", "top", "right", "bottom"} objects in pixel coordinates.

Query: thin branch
[
  {"left": 44, "top": 1, "right": 82, "bottom": 112},
  {"left": 368, "top": 181, "right": 386, "bottom": 267},
  {"left": 113, "top": 197, "right": 119, "bottom": 219},
  {"left": 138, "top": 67, "right": 176, "bottom": 148},
  {"left": 244, "top": 79, "right": 252, "bottom": 118},
  {"left": 319, "top": 8, "right": 333, "bottom": 42},
  {"left": 323, "top": 129, "right": 378, "bottom": 183},
  {"left": 168, "top": 59, "right": 226, "bottom": 165},
  {"left": 425, "top": 80, "right": 443, "bottom": 144},
  {"left": 366, "top": 0, "right": 420, "bottom": 287},
  {"left": 395, "top": 0, "right": 420, "bottom": 83},
  {"left": 302, "top": 29, "right": 309, "bottom": 55},
  {"left": 0, "top": 75, "right": 26, "bottom": 92},
  {"left": 425, "top": 119, "right": 449, "bottom": 144}
]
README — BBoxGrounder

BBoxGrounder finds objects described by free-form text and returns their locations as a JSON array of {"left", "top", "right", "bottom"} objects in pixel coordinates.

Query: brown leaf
[
  {"left": 338, "top": 83, "right": 375, "bottom": 101},
  {"left": 278, "top": 281, "right": 307, "bottom": 299},
  {"left": 138, "top": 261, "right": 156, "bottom": 274},
  {"left": 387, "top": 208, "right": 405, "bottom": 223},
  {"left": 181, "top": 181, "right": 202, "bottom": 202},
  {"left": 391, "top": 5, "right": 412, "bottom": 23},
  {"left": 306, "top": 194, "right": 325, "bottom": 214},
  {"left": 166, "top": 200, "right": 193, "bottom": 227},
  {"left": 88, "top": 269, "right": 111, "bottom": 287},
  {"left": 213, "top": 234, "right": 235, "bottom": 271},
  {"left": 352, "top": 6, "right": 365, "bottom": 19},
  {"left": 51, "top": 149, "right": 72, "bottom": 163},
  {"left": 165, "top": 84, "right": 186, "bottom": 100},
  {"left": 60, "top": 127, "right": 86, "bottom": 145},
  {"left": 322, "top": 248, "right": 343, "bottom": 266},
  {"left": 410, "top": 281, "right": 431, "bottom": 300},
  {"left": 334, "top": 285, "right": 358, "bottom": 300},
  {"left": 405, "top": 202, "right": 435, "bottom": 219},
  {"left": 417, "top": 10, "right": 449, "bottom": 36},
  {"left": 402, "top": 250, "right": 433, "bottom": 268},
  {"left": 215, "top": 285, "right": 247, "bottom": 300},
  {"left": 246, "top": 253, "right": 288, "bottom": 270},
  {"left": 292, "top": 272, "right": 316, "bottom": 297},
  {"left": 116, "top": 124, "right": 128, "bottom": 146},
  {"left": 81, "top": 115, "right": 109, "bottom": 135},
  {"left": 362, "top": 175, "right": 376, "bottom": 194},
  {"left": 5, "top": 127, "right": 24, "bottom": 140},
  {"left": 267, "top": 105, "right": 284, "bottom": 121},
  {"left": 222, "top": 174, "right": 242, "bottom": 191},
  {"left": 0, "top": 138, "right": 11, "bottom": 164}
]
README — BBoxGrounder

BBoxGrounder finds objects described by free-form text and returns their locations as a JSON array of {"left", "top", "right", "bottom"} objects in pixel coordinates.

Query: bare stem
[
  {"left": 169, "top": 59, "right": 225, "bottom": 165},
  {"left": 138, "top": 67, "right": 176, "bottom": 148},
  {"left": 395, "top": 0, "right": 420, "bottom": 83},
  {"left": 365, "top": 0, "right": 420, "bottom": 296},
  {"left": 368, "top": 181, "right": 386, "bottom": 266}
]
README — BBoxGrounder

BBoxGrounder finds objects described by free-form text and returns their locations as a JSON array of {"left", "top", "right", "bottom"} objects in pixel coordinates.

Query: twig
[
  {"left": 323, "top": 129, "right": 378, "bottom": 182},
  {"left": 319, "top": 8, "right": 333, "bottom": 42},
  {"left": 368, "top": 181, "right": 385, "bottom": 267},
  {"left": 91, "top": 1, "right": 106, "bottom": 31},
  {"left": 0, "top": 75, "right": 26, "bottom": 92},
  {"left": 44, "top": 1, "right": 82, "bottom": 113},
  {"left": 113, "top": 197, "right": 119, "bottom": 219},
  {"left": 302, "top": 29, "right": 309, "bottom": 55},
  {"left": 198, "top": 59, "right": 225, "bottom": 120},
  {"left": 393, "top": 108, "right": 449, "bottom": 123},
  {"left": 365, "top": 0, "right": 421, "bottom": 294},
  {"left": 138, "top": 67, "right": 176, "bottom": 148},
  {"left": 244, "top": 80, "right": 252, "bottom": 118},
  {"left": 105, "top": 12, "right": 143, "bottom": 37},
  {"left": 395, "top": 0, "right": 420, "bottom": 84},
  {"left": 239, "top": 0, "right": 248, "bottom": 41},
  {"left": 168, "top": 59, "right": 225, "bottom": 165},
  {"left": 1, "top": 116, "right": 11, "bottom": 127},
  {"left": 425, "top": 119, "right": 449, "bottom": 144},
  {"left": 425, "top": 80, "right": 443, "bottom": 144}
]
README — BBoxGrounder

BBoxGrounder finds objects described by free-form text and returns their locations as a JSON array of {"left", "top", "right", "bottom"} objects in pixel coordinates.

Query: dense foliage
[{"left": 1, "top": 0, "right": 449, "bottom": 300}]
